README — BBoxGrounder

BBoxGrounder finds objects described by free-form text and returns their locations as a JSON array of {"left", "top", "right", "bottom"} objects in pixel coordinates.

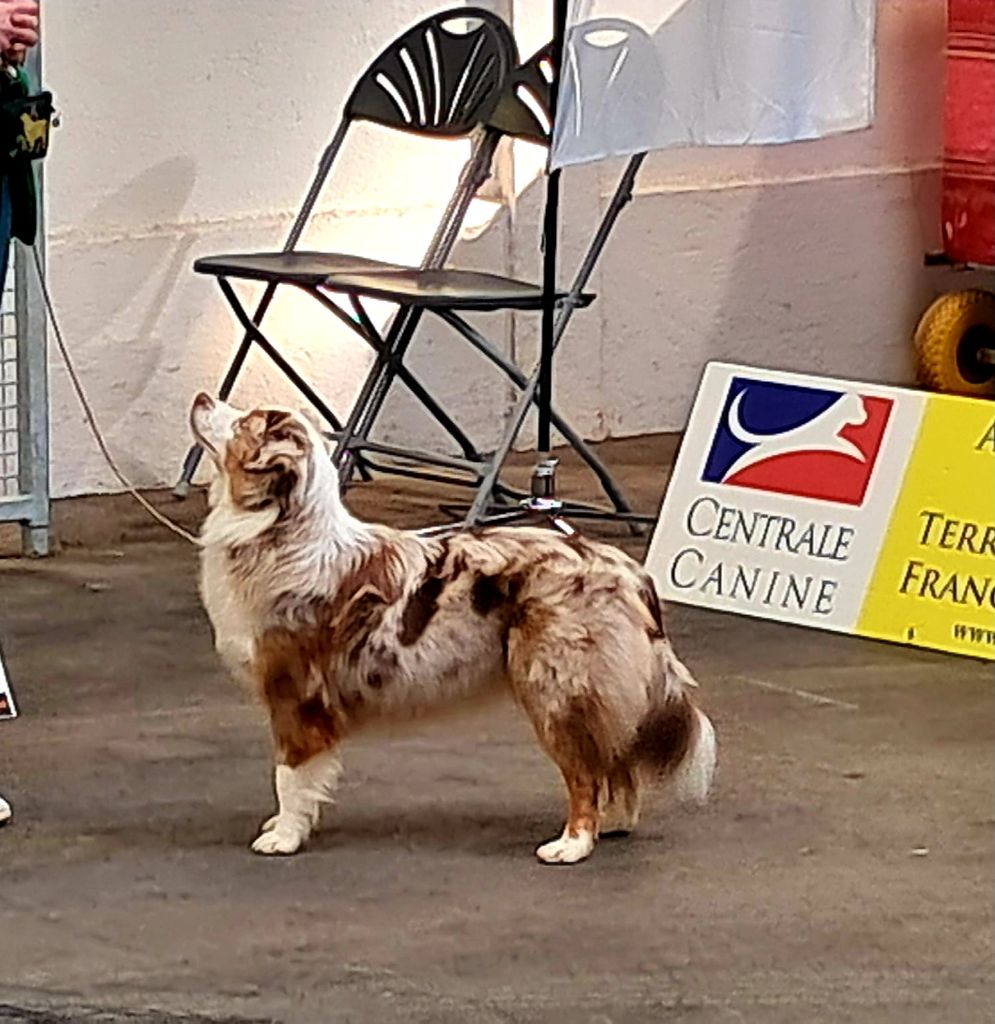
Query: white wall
[{"left": 39, "top": 0, "right": 960, "bottom": 497}]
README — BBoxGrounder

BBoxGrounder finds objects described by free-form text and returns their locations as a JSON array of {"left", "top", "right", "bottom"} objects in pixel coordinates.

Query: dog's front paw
[
  {"left": 535, "top": 830, "right": 596, "bottom": 865},
  {"left": 259, "top": 813, "right": 280, "bottom": 833},
  {"left": 251, "top": 822, "right": 307, "bottom": 856}
]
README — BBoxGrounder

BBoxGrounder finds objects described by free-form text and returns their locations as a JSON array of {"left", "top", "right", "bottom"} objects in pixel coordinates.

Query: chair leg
[
  {"left": 347, "top": 309, "right": 424, "bottom": 453},
  {"left": 333, "top": 340, "right": 393, "bottom": 478},
  {"left": 335, "top": 307, "right": 426, "bottom": 482},
  {"left": 463, "top": 361, "right": 634, "bottom": 528},
  {"left": 395, "top": 367, "right": 482, "bottom": 461},
  {"left": 215, "top": 277, "right": 346, "bottom": 431},
  {"left": 430, "top": 311, "right": 635, "bottom": 524},
  {"left": 310, "top": 289, "right": 481, "bottom": 466}
]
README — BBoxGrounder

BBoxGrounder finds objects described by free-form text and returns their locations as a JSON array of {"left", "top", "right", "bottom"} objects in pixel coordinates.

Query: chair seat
[
  {"left": 322, "top": 267, "right": 594, "bottom": 311},
  {"left": 193, "top": 251, "right": 412, "bottom": 287}
]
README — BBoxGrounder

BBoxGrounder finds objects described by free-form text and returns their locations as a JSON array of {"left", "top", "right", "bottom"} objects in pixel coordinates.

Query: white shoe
[{"left": 0, "top": 793, "right": 11, "bottom": 826}]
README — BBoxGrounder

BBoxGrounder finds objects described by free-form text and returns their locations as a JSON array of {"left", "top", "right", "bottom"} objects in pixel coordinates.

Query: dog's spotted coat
[{"left": 192, "top": 395, "right": 716, "bottom": 863}]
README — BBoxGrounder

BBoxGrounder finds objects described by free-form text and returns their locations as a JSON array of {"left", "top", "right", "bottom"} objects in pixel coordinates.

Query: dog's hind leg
[
  {"left": 507, "top": 627, "right": 617, "bottom": 864},
  {"left": 600, "top": 761, "right": 641, "bottom": 837},
  {"left": 518, "top": 693, "right": 609, "bottom": 865},
  {"left": 535, "top": 761, "right": 600, "bottom": 865}
]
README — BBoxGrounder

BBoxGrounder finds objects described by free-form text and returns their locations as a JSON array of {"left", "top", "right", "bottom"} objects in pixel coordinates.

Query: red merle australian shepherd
[{"left": 191, "top": 394, "right": 716, "bottom": 864}]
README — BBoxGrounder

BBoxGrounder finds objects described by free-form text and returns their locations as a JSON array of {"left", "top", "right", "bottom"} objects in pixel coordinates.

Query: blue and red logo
[{"left": 701, "top": 377, "right": 893, "bottom": 506}]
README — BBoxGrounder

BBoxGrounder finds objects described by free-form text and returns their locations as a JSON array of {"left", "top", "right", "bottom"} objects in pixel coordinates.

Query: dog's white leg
[
  {"left": 534, "top": 767, "right": 600, "bottom": 866},
  {"left": 536, "top": 827, "right": 596, "bottom": 865},
  {"left": 251, "top": 750, "right": 341, "bottom": 856}
]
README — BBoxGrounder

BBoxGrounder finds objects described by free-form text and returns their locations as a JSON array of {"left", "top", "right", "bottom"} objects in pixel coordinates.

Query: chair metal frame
[
  {"left": 316, "top": 153, "right": 648, "bottom": 527},
  {"left": 185, "top": 15, "right": 651, "bottom": 529},
  {"left": 176, "top": 7, "right": 517, "bottom": 494},
  {"left": 314, "top": 42, "right": 650, "bottom": 527}
]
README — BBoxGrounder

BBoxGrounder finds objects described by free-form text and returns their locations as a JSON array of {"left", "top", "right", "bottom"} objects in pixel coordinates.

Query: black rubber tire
[{"left": 913, "top": 289, "right": 995, "bottom": 398}]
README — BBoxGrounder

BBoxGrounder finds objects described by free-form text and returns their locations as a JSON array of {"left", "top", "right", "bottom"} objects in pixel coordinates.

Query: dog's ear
[
  {"left": 241, "top": 411, "right": 309, "bottom": 466},
  {"left": 298, "top": 407, "right": 333, "bottom": 454},
  {"left": 229, "top": 410, "right": 311, "bottom": 513}
]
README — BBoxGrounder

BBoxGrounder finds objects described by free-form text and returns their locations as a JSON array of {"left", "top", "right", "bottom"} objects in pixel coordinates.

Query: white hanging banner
[
  {"left": 0, "top": 643, "right": 17, "bottom": 719},
  {"left": 552, "top": 0, "right": 876, "bottom": 169}
]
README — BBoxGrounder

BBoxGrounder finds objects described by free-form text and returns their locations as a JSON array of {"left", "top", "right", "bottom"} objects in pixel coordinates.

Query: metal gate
[{"left": 0, "top": 47, "right": 49, "bottom": 557}]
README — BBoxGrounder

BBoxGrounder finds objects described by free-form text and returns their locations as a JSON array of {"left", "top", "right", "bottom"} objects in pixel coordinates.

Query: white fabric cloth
[{"left": 551, "top": 0, "right": 876, "bottom": 168}]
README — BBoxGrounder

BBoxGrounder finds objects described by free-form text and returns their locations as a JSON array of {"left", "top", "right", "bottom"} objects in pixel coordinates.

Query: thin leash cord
[{"left": 29, "top": 245, "right": 202, "bottom": 547}]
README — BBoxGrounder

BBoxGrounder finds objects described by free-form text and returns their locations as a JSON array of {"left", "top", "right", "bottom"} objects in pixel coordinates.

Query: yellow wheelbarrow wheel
[{"left": 914, "top": 289, "right": 995, "bottom": 397}]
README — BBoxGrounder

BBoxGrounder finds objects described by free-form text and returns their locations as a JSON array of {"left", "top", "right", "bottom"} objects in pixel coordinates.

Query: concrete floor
[{"left": 0, "top": 438, "right": 992, "bottom": 1024}]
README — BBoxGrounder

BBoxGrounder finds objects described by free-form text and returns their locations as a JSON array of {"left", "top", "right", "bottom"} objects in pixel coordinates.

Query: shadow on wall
[
  {"left": 599, "top": 157, "right": 946, "bottom": 441},
  {"left": 51, "top": 158, "right": 199, "bottom": 485},
  {"left": 74, "top": 156, "right": 199, "bottom": 327},
  {"left": 700, "top": 158, "right": 940, "bottom": 384}
]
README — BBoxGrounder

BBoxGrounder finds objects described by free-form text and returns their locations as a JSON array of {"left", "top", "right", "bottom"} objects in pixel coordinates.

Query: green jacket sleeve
[{"left": 0, "top": 66, "right": 39, "bottom": 246}]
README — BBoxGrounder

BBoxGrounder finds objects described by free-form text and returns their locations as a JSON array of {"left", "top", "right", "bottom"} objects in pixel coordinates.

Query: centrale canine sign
[{"left": 646, "top": 363, "right": 994, "bottom": 661}]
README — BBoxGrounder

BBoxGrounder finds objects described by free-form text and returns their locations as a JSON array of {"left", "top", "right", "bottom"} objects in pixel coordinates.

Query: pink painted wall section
[{"left": 942, "top": 0, "right": 995, "bottom": 264}]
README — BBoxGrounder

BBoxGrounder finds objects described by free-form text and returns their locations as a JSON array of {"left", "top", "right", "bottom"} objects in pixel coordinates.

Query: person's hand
[{"left": 0, "top": 1, "right": 39, "bottom": 59}]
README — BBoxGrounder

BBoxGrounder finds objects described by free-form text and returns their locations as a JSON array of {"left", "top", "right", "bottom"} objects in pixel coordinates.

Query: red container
[
  {"left": 947, "top": 0, "right": 994, "bottom": 36},
  {"left": 942, "top": 0, "right": 995, "bottom": 265}
]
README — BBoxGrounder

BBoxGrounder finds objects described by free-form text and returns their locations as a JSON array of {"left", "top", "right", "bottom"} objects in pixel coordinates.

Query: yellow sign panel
[{"left": 858, "top": 400, "right": 995, "bottom": 660}]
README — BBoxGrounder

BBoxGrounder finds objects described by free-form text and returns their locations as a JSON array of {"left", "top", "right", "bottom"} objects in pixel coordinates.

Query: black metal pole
[{"left": 537, "top": 0, "right": 569, "bottom": 456}]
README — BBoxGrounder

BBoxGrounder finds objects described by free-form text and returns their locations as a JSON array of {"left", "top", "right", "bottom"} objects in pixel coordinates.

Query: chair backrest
[
  {"left": 345, "top": 8, "right": 517, "bottom": 136},
  {"left": 416, "top": 44, "right": 553, "bottom": 267},
  {"left": 286, "top": 9, "right": 516, "bottom": 262},
  {"left": 486, "top": 43, "right": 556, "bottom": 146},
  {"left": 419, "top": 39, "right": 551, "bottom": 268},
  {"left": 551, "top": 18, "right": 664, "bottom": 168}
]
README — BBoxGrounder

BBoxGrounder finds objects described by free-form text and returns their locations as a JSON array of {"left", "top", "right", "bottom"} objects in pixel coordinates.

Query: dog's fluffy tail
[{"left": 630, "top": 646, "right": 716, "bottom": 804}]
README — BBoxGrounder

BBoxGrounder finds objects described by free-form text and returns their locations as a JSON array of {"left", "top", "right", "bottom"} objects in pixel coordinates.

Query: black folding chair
[
  {"left": 311, "top": 40, "right": 651, "bottom": 528},
  {"left": 175, "top": 7, "right": 517, "bottom": 495}
]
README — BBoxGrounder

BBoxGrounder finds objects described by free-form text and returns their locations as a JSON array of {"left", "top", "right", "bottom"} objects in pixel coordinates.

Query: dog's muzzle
[{"left": 190, "top": 393, "right": 240, "bottom": 456}]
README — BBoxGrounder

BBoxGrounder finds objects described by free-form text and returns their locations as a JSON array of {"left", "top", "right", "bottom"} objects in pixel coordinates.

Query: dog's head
[{"left": 190, "top": 393, "right": 327, "bottom": 517}]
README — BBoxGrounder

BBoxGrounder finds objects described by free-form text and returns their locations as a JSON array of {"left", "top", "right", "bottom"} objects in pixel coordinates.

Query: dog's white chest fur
[{"left": 200, "top": 546, "right": 257, "bottom": 684}]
